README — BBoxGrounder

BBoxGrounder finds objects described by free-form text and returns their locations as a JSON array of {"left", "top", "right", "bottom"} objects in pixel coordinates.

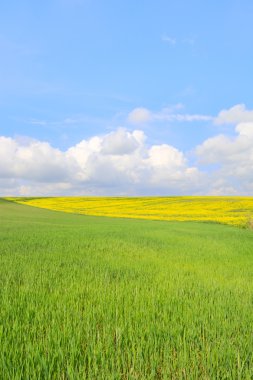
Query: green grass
[{"left": 1, "top": 198, "right": 253, "bottom": 379}]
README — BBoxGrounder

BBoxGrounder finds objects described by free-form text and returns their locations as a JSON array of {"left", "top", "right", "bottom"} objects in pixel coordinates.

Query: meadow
[
  {"left": 1, "top": 198, "right": 253, "bottom": 379},
  {"left": 9, "top": 196, "right": 253, "bottom": 227}
]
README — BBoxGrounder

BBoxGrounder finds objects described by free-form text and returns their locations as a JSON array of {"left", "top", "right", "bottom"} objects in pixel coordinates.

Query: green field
[{"left": 1, "top": 198, "right": 253, "bottom": 379}]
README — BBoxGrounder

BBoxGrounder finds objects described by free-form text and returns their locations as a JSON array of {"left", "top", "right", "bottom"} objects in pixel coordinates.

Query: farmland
[
  {"left": 1, "top": 198, "right": 253, "bottom": 378},
  {"left": 9, "top": 196, "right": 253, "bottom": 227}
]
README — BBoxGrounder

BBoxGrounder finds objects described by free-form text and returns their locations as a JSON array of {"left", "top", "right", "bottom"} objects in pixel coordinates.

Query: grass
[
  {"left": 8, "top": 196, "right": 253, "bottom": 227},
  {"left": 1, "top": 198, "right": 253, "bottom": 379}
]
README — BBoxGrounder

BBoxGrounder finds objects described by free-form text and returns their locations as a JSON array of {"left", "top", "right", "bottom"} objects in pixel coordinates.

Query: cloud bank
[
  {"left": 0, "top": 128, "right": 201, "bottom": 196},
  {"left": 1, "top": 104, "right": 253, "bottom": 196}
]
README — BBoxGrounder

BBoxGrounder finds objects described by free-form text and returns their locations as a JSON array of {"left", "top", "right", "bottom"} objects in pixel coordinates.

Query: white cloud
[
  {"left": 236, "top": 122, "right": 253, "bottom": 138},
  {"left": 161, "top": 35, "right": 177, "bottom": 45},
  {"left": 145, "top": 145, "right": 201, "bottom": 191},
  {"left": 215, "top": 104, "right": 253, "bottom": 125},
  {"left": 0, "top": 136, "right": 75, "bottom": 182},
  {"left": 127, "top": 105, "right": 212, "bottom": 124},
  {"left": 30, "top": 119, "right": 48, "bottom": 126},
  {"left": 196, "top": 120, "right": 253, "bottom": 194},
  {"left": 161, "top": 35, "right": 195, "bottom": 46},
  {"left": 0, "top": 130, "right": 201, "bottom": 196},
  {"left": 196, "top": 122, "right": 253, "bottom": 165},
  {"left": 2, "top": 104, "right": 253, "bottom": 196},
  {"left": 171, "top": 114, "right": 212, "bottom": 122},
  {"left": 147, "top": 145, "right": 186, "bottom": 168},
  {"left": 101, "top": 128, "right": 144, "bottom": 155},
  {"left": 28, "top": 115, "right": 103, "bottom": 127},
  {"left": 128, "top": 108, "right": 153, "bottom": 124}
]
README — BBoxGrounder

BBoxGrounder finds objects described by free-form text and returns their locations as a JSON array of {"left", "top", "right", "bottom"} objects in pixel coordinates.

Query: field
[
  {"left": 1, "top": 198, "right": 253, "bottom": 379},
  {"left": 8, "top": 196, "right": 253, "bottom": 227}
]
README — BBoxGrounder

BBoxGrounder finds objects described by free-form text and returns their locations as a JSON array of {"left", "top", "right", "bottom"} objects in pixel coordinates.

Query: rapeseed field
[{"left": 9, "top": 196, "right": 253, "bottom": 227}]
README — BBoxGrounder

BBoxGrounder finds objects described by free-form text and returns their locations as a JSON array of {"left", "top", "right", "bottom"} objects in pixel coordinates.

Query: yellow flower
[{"left": 8, "top": 196, "right": 253, "bottom": 228}]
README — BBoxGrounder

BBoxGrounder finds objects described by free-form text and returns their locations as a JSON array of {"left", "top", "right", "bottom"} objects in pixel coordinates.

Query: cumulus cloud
[
  {"left": 101, "top": 128, "right": 144, "bottom": 155},
  {"left": 128, "top": 108, "right": 153, "bottom": 124},
  {"left": 196, "top": 120, "right": 253, "bottom": 194},
  {"left": 0, "top": 136, "right": 76, "bottom": 182},
  {"left": 145, "top": 145, "right": 200, "bottom": 191},
  {"left": 196, "top": 122, "right": 253, "bottom": 165},
  {"left": 215, "top": 104, "right": 253, "bottom": 125},
  {"left": 2, "top": 104, "right": 253, "bottom": 196},
  {"left": 127, "top": 105, "right": 212, "bottom": 124},
  {"left": 0, "top": 129, "right": 202, "bottom": 196}
]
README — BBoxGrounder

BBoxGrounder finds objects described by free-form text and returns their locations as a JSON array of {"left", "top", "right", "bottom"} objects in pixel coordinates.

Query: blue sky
[{"left": 1, "top": 0, "right": 253, "bottom": 196}]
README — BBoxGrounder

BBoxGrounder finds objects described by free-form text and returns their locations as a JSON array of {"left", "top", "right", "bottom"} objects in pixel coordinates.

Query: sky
[{"left": 1, "top": 0, "right": 253, "bottom": 196}]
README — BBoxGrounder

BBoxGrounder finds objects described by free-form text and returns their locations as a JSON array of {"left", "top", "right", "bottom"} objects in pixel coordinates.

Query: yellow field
[{"left": 8, "top": 196, "right": 253, "bottom": 227}]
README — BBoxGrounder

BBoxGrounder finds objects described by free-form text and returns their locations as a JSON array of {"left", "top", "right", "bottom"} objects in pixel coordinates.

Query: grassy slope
[{"left": 1, "top": 198, "right": 253, "bottom": 379}]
